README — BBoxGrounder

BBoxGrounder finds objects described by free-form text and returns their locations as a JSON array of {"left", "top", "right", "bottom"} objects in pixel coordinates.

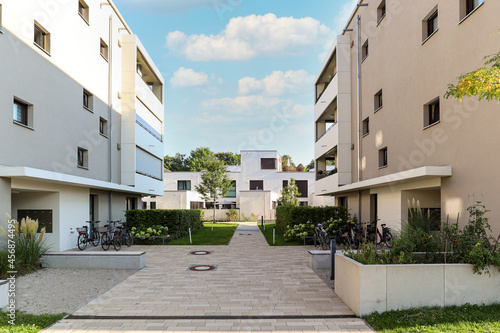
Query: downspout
[
  {"left": 356, "top": 14, "right": 362, "bottom": 221},
  {"left": 108, "top": 14, "right": 113, "bottom": 221}
]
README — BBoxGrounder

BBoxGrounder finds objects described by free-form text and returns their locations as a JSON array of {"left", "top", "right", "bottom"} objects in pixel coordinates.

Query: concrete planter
[{"left": 335, "top": 253, "right": 500, "bottom": 316}]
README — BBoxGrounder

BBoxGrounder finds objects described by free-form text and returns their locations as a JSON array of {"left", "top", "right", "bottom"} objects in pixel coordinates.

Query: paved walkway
[{"left": 43, "top": 223, "right": 373, "bottom": 332}]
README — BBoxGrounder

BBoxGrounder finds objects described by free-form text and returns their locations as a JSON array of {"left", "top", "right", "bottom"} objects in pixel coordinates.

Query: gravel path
[
  {"left": 6, "top": 268, "right": 138, "bottom": 315},
  {"left": 314, "top": 268, "right": 335, "bottom": 290}
]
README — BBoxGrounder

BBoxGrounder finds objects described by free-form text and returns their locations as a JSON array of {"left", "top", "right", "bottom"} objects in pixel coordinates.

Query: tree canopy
[
  {"left": 445, "top": 51, "right": 500, "bottom": 102},
  {"left": 164, "top": 147, "right": 241, "bottom": 172}
]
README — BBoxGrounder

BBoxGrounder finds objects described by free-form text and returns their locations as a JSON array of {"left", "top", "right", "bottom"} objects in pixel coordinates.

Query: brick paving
[{"left": 43, "top": 222, "right": 374, "bottom": 332}]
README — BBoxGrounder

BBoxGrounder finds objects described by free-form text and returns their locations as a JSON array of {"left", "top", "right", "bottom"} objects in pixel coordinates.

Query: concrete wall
[{"left": 335, "top": 254, "right": 500, "bottom": 316}]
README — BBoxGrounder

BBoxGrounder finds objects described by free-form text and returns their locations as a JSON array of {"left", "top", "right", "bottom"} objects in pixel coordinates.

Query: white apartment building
[
  {"left": 314, "top": 0, "right": 500, "bottom": 234},
  {"left": 144, "top": 151, "right": 333, "bottom": 220},
  {"left": 0, "top": 0, "right": 165, "bottom": 250}
]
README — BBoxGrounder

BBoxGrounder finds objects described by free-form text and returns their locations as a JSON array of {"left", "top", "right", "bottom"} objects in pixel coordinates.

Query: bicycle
[
  {"left": 100, "top": 220, "right": 122, "bottom": 251},
  {"left": 336, "top": 220, "right": 357, "bottom": 250},
  {"left": 313, "top": 223, "right": 330, "bottom": 250},
  {"left": 115, "top": 221, "right": 133, "bottom": 247},
  {"left": 363, "top": 220, "right": 393, "bottom": 248},
  {"left": 77, "top": 221, "right": 100, "bottom": 250}
]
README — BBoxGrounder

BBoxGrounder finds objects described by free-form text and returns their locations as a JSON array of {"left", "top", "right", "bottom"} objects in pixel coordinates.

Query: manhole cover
[
  {"left": 189, "top": 251, "right": 213, "bottom": 255},
  {"left": 188, "top": 265, "right": 217, "bottom": 271},
  {"left": 239, "top": 233, "right": 252, "bottom": 235}
]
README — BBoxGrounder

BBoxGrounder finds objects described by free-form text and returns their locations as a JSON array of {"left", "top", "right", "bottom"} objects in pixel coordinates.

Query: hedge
[
  {"left": 125, "top": 209, "right": 204, "bottom": 240},
  {"left": 276, "top": 205, "right": 348, "bottom": 233}
]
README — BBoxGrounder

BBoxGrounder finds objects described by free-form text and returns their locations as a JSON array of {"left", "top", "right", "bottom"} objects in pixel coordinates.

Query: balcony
[
  {"left": 136, "top": 73, "right": 163, "bottom": 121},
  {"left": 315, "top": 124, "right": 338, "bottom": 159}
]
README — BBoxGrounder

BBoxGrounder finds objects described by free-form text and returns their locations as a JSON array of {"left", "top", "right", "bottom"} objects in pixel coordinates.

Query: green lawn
[
  {"left": 364, "top": 303, "right": 500, "bottom": 333},
  {"left": 258, "top": 223, "right": 305, "bottom": 246},
  {"left": 0, "top": 311, "right": 65, "bottom": 333},
  {"left": 167, "top": 222, "right": 238, "bottom": 245}
]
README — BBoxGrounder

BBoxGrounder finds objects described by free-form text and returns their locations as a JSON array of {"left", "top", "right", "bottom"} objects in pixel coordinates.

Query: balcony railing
[{"left": 316, "top": 168, "right": 337, "bottom": 181}]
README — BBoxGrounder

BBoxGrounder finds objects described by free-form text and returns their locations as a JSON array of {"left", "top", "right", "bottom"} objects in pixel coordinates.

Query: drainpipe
[
  {"left": 356, "top": 14, "right": 362, "bottom": 221},
  {"left": 108, "top": 14, "right": 114, "bottom": 221}
]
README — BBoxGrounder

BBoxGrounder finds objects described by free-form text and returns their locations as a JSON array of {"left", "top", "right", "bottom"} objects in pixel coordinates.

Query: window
[
  {"left": 295, "top": 180, "right": 308, "bottom": 198},
  {"left": 150, "top": 202, "right": 156, "bottom": 209},
  {"left": 77, "top": 147, "right": 88, "bottom": 169},
  {"left": 126, "top": 197, "right": 137, "bottom": 210},
  {"left": 361, "top": 40, "right": 369, "bottom": 60},
  {"left": 282, "top": 180, "right": 288, "bottom": 188},
  {"left": 78, "top": 0, "right": 89, "bottom": 23},
  {"left": 338, "top": 196, "right": 348, "bottom": 210},
  {"left": 99, "top": 117, "right": 108, "bottom": 136},
  {"left": 100, "top": 38, "right": 108, "bottom": 60},
  {"left": 83, "top": 89, "right": 93, "bottom": 111},
  {"left": 13, "top": 99, "right": 29, "bottom": 126},
  {"left": 378, "top": 147, "right": 388, "bottom": 168},
  {"left": 423, "top": 8, "right": 438, "bottom": 42},
  {"left": 460, "top": 0, "right": 483, "bottom": 21},
  {"left": 377, "top": 0, "right": 386, "bottom": 24},
  {"left": 362, "top": 118, "right": 369, "bottom": 136},
  {"left": 299, "top": 201, "right": 309, "bottom": 207},
  {"left": 261, "top": 158, "right": 276, "bottom": 170},
  {"left": 190, "top": 201, "right": 204, "bottom": 209},
  {"left": 424, "top": 98, "right": 440, "bottom": 128},
  {"left": 226, "top": 181, "right": 236, "bottom": 197},
  {"left": 374, "top": 90, "right": 383, "bottom": 111},
  {"left": 34, "top": 22, "right": 50, "bottom": 54},
  {"left": 250, "top": 180, "right": 263, "bottom": 191},
  {"left": 178, "top": 180, "right": 191, "bottom": 191}
]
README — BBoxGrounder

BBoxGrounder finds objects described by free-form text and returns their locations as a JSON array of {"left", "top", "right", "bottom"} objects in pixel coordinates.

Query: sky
[{"left": 117, "top": 0, "right": 358, "bottom": 166}]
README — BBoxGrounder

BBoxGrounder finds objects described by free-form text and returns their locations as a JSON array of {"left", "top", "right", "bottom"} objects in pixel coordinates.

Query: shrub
[
  {"left": 125, "top": 209, "right": 203, "bottom": 240},
  {"left": 131, "top": 225, "right": 169, "bottom": 239},
  {"left": 226, "top": 209, "right": 239, "bottom": 222},
  {"left": 276, "top": 205, "right": 348, "bottom": 233}
]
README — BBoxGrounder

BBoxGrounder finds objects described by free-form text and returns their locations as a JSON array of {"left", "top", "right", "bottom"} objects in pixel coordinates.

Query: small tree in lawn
[
  {"left": 195, "top": 158, "right": 233, "bottom": 227},
  {"left": 278, "top": 178, "right": 300, "bottom": 207}
]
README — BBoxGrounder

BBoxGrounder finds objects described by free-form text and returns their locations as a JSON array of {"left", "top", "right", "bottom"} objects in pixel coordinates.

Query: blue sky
[{"left": 117, "top": 0, "right": 358, "bottom": 166}]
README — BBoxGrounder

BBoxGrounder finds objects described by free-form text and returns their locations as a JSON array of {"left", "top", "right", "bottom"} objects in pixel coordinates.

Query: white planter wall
[{"left": 335, "top": 254, "right": 500, "bottom": 316}]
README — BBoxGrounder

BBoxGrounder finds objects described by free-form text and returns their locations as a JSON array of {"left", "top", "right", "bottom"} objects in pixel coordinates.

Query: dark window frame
[
  {"left": 177, "top": 180, "right": 191, "bottom": 191},
  {"left": 78, "top": 0, "right": 89, "bottom": 23},
  {"left": 361, "top": 39, "right": 369, "bottom": 61},
  {"left": 249, "top": 180, "right": 264, "bottom": 191},
  {"left": 295, "top": 180, "right": 308, "bottom": 198},
  {"left": 13, "top": 99, "right": 29, "bottom": 126},
  {"left": 362, "top": 117, "right": 370, "bottom": 136},
  {"left": 374, "top": 89, "right": 383, "bottom": 111},
  {"left": 34, "top": 22, "right": 50, "bottom": 54},
  {"left": 77, "top": 147, "right": 88, "bottom": 169},
  {"left": 378, "top": 147, "right": 388, "bottom": 168},
  {"left": 377, "top": 0, "right": 386, "bottom": 24},
  {"left": 226, "top": 180, "right": 236, "bottom": 197},
  {"left": 100, "top": 38, "right": 108, "bottom": 60},
  {"left": 260, "top": 158, "right": 277, "bottom": 170},
  {"left": 424, "top": 98, "right": 440, "bottom": 128}
]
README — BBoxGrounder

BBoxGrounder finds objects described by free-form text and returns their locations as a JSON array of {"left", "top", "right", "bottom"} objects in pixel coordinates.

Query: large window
[
  {"left": 178, "top": 180, "right": 191, "bottom": 191},
  {"left": 261, "top": 158, "right": 276, "bottom": 170},
  {"left": 250, "top": 180, "right": 263, "bottom": 191},
  {"left": 13, "top": 99, "right": 30, "bottom": 127},
  {"left": 424, "top": 98, "right": 440, "bottom": 128},
  {"left": 226, "top": 181, "right": 236, "bottom": 197},
  {"left": 378, "top": 147, "right": 388, "bottom": 168},
  {"left": 34, "top": 22, "right": 50, "bottom": 54},
  {"left": 423, "top": 8, "right": 438, "bottom": 42},
  {"left": 78, "top": 0, "right": 89, "bottom": 23},
  {"left": 295, "top": 180, "right": 308, "bottom": 198}
]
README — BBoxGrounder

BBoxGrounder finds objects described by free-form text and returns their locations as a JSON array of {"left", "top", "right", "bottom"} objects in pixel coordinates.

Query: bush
[
  {"left": 276, "top": 205, "right": 348, "bottom": 233},
  {"left": 125, "top": 209, "right": 203, "bottom": 240},
  {"left": 226, "top": 209, "right": 238, "bottom": 222}
]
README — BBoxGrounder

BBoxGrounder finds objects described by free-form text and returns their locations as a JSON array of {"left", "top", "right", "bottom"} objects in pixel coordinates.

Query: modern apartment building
[
  {"left": 0, "top": 0, "right": 165, "bottom": 250},
  {"left": 314, "top": 0, "right": 500, "bottom": 234},
  {"left": 144, "top": 150, "right": 333, "bottom": 220}
]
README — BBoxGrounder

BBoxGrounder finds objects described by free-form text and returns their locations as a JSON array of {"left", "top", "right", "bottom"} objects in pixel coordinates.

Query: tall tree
[
  {"left": 164, "top": 153, "right": 189, "bottom": 171},
  {"left": 277, "top": 178, "right": 300, "bottom": 207},
  {"left": 215, "top": 152, "right": 241, "bottom": 165},
  {"left": 306, "top": 160, "right": 315, "bottom": 171},
  {"left": 195, "top": 158, "right": 233, "bottom": 225},
  {"left": 187, "top": 147, "right": 215, "bottom": 171},
  {"left": 445, "top": 51, "right": 500, "bottom": 102}
]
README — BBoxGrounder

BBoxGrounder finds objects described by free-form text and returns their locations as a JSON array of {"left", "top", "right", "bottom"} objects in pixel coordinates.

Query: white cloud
[
  {"left": 170, "top": 67, "right": 208, "bottom": 88},
  {"left": 166, "top": 13, "right": 333, "bottom": 61},
  {"left": 333, "top": 0, "right": 358, "bottom": 34},
  {"left": 238, "top": 70, "right": 314, "bottom": 96},
  {"left": 119, "top": 0, "right": 214, "bottom": 13}
]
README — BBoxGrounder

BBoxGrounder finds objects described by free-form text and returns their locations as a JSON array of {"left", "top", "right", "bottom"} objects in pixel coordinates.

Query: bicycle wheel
[
  {"left": 124, "top": 230, "right": 133, "bottom": 247},
  {"left": 385, "top": 232, "right": 393, "bottom": 248},
  {"left": 113, "top": 233, "right": 122, "bottom": 251},
  {"left": 321, "top": 233, "right": 330, "bottom": 250},
  {"left": 101, "top": 233, "right": 110, "bottom": 251},
  {"left": 92, "top": 229, "right": 100, "bottom": 246},
  {"left": 341, "top": 235, "right": 352, "bottom": 250},
  {"left": 77, "top": 234, "right": 87, "bottom": 251}
]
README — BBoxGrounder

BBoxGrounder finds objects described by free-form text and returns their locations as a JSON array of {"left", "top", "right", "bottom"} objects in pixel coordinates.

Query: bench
[
  {"left": 132, "top": 236, "right": 169, "bottom": 245},
  {"left": 42, "top": 251, "right": 146, "bottom": 269},
  {"left": 300, "top": 235, "right": 315, "bottom": 246}
]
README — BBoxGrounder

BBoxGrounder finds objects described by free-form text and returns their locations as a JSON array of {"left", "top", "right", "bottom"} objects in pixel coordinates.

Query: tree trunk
[{"left": 213, "top": 199, "right": 216, "bottom": 224}]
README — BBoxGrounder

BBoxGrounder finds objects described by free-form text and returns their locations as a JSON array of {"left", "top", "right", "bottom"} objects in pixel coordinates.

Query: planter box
[
  {"left": 308, "top": 250, "right": 331, "bottom": 269},
  {"left": 335, "top": 253, "right": 500, "bottom": 316}
]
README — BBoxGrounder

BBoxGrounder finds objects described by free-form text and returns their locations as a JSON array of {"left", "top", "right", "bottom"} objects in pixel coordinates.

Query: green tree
[
  {"left": 281, "top": 154, "right": 296, "bottom": 168},
  {"left": 187, "top": 147, "right": 215, "bottom": 171},
  {"left": 215, "top": 152, "right": 241, "bottom": 165},
  {"left": 306, "top": 160, "right": 315, "bottom": 171},
  {"left": 445, "top": 51, "right": 500, "bottom": 102},
  {"left": 195, "top": 158, "right": 233, "bottom": 224},
  {"left": 164, "top": 153, "right": 189, "bottom": 171},
  {"left": 277, "top": 178, "right": 300, "bottom": 207}
]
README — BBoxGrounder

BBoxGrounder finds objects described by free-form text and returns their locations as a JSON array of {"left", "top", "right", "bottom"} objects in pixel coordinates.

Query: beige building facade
[
  {"left": 0, "top": 0, "right": 164, "bottom": 250},
  {"left": 315, "top": 0, "right": 500, "bottom": 234}
]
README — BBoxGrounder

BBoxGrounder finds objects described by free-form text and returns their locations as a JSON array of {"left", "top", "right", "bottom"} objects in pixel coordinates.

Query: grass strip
[
  {"left": 0, "top": 311, "right": 66, "bottom": 333},
  {"left": 167, "top": 222, "right": 238, "bottom": 245},
  {"left": 258, "top": 223, "right": 305, "bottom": 246},
  {"left": 364, "top": 303, "right": 500, "bottom": 333}
]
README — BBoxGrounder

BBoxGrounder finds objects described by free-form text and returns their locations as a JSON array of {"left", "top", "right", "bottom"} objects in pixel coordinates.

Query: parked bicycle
[
  {"left": 335, "top": 220, "right": 357, "bottom": 250},
  {"left": 99, "top": 220, "right": 122, "bottom": 251},
  {"left": 115, "top": 221, "right": 133, "bottom": 248},
  {"left": 313, "top": 222, "right": 330, "bottom": 250},
  {"left": 77, "top": 221, "right": 100, "bottom": 250},
  {"left": 363, "top": 220, "right": 393, "bottom": 248}
]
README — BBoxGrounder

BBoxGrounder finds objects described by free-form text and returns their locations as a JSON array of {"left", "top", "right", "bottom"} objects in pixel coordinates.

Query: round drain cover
[
  {"left": 189, "top": 251, "right": 212, "bottom": 255},
  {"left": 189, "top": 265, "right": 216, "bottom": 271}
]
